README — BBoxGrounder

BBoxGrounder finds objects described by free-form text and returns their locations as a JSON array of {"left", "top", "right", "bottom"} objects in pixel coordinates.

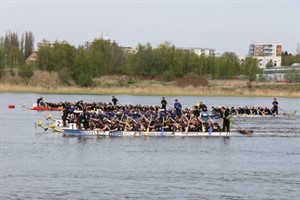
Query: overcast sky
[{"left": 0, "top": 0, "right": 299, "bottom": 55}]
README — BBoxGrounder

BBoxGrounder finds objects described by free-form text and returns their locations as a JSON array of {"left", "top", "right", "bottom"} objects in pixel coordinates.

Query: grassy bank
[
  {"left": 1, "top": 81, "right": 299, "bottom": 97},
  {"left": 0, "top": 71, "right": 299, "bottom": 97}
]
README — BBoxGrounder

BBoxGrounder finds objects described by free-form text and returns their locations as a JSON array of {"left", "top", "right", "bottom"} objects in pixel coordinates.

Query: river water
[{"left": 0, "top": 93, "right": 299, "bottom": 199}]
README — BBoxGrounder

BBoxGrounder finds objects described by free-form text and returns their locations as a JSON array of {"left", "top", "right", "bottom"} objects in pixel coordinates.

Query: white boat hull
[{"left": 62, "top": 129, "right": 253, "bottom": 137}]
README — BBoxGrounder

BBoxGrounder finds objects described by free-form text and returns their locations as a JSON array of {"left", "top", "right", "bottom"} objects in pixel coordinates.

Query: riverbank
[{"left": 1, "top": 78, "right": 299, "bottom": 97}]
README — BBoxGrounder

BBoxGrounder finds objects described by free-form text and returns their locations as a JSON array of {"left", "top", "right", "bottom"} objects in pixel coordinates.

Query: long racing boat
[{"left": 62, "top": 128, "right": 254, "bottom": 137}]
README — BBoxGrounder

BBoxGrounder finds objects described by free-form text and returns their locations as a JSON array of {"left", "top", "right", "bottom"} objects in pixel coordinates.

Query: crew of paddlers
[{"left": 37, "top": 96, "right": 281, "bottom": 133}]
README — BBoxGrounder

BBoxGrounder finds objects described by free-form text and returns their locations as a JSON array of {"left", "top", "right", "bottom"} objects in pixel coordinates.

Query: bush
[
  {"left": 163, "top": 70, "right": 176, "bottom": 82},
  {"left": 58, "top": 67, "right": 73, "bottom": 85},
  {"left": 18, "top": 65, "right": 34, "bottom": 85},
  {"left": 173, "top": 73, "right": 209, "bottom": 87},
  {"left": 77, "top": 73, "right": 93, "bottom": 87}
]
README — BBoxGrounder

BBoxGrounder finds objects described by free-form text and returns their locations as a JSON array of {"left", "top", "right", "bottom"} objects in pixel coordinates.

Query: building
[
  {"left": 183, "top": 47, "right": 216, "bottom": 56},
  {"left": 85, "top": 34, "right": 117, "bottom": 49},
  {"left": 37, "top": 40, "right": 56, "bottom": 49},
  {"left": 120, "top": 46, "right": 137, "bottom": 54},
  {"left": 25, "top": 51, "right": 38, "bottom": 63},
  {"left": 261, "top": 63, "right": 300, "bottom": 82},
  {"left": 249, "top": 43, "right": 282, "bottom": 68}
]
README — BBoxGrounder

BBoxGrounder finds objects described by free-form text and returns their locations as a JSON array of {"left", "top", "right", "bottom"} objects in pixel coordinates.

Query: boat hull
[
  {"left": 62, "top": 129, "right": 253, "bottom": 137},
  {"left": 30, "top": 106, "right": 60, "bottom": 111}
]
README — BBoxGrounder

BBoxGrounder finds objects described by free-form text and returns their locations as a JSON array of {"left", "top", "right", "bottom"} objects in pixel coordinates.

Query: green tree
[
  {"left": 36, "top": 46, "right": 51, "bottom": 71},
  {"left": 58, "top": 67, "right": 73, "bottom": 85},
  {"left": 265, "top": 59, "right": 273, "bottom": 69},
  {"left": 0, "top": 37, "right": 5, "bottom": 78},
  {"left": 72, "top": 46, "right": 87, "bottom": 83},
  {"left": 282, "top": 51, "right": 300, "bottom": 66},
  {"left": 220, "top": 52, "right": 241, "bottom": 78},
  {"left": 77, "top": 73, "right": 93, "bottom": 87},
  {"left": 4, "top": 32, "right": 24, "bottom": 67},
  {"left": 129, "top": 43, "right": 162, "bottom": 77},
  {"left": 36, "top": 41, "right": 76, "bottom": 72},
  {"left": 242, "top": 57, "right": 261, "bottom": 89},
  {"left": 21, "top": 31, "right": 34, "bottom": 60},
  {"left": 18, "top": 65, "right": 34, "bottom": 85}
]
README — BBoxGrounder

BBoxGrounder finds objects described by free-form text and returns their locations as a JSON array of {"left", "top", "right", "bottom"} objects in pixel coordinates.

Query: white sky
[{"left": 0, "top": 0, "right": 299, "bottom": 55}]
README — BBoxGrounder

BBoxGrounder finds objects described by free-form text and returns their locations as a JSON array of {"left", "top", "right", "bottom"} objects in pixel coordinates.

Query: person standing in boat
[
  {"left": 37, "top": 97, "right": 44, "bottom": 107},
  {"left": 221, "top": 107, "right": 231, "bottom": 132},
  {"left": 272, "top": 98, "right": 279, "bottom": 115},
  {"left": 174, "top": 99, "right": 182, "bottom": 118},
  {"left": 112, "top": 96, "right": 118, "bottom": 107},
  {"left": 161, "top": 97, "right": 167, "bottom": 110}
]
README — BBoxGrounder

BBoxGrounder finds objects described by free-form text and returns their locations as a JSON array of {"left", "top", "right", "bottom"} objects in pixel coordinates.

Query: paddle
[
  {"left": 229, "top": 120, "right": 252, "bottom": 136},
  {"left": 257, "top": 108, "right": 266, "bottom": 116},
  {"left": 161, "top": 116, "right": 164, "bottom": 136},
  {"left": 279, "top": 107, "right": 296, "bottom": 118},
  {"left": 201, "top": 117, "right": 206, "bottom": 133},
  {"left": 123, "top": 116, "right": 129, "bottom": 137},
  {"left": 145, "top": 115, "right": 152, "bottom": 136},
  {"left": 22, "top": 103, "right": 30, "bottom": 110},
  {"left": 185, "top": 113, "right": 192, "bottom": 133},
  {"left": 46, "top": 114, "right": 55, "bottom": 121},
  {"left": 35, "top": 120, "right": 49, "bottom": 131}
]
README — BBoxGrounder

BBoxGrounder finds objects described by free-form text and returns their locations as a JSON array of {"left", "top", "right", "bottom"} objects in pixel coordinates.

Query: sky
[{"left": 0, "top": 0, "right": 299, "bottom": 56}]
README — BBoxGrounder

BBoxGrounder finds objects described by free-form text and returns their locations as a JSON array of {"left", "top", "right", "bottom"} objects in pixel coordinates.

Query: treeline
[
  {"left": 281, "top": 51, "right": 300, "bottom": 66},
  {"left": 0, "top": 31, "right": 299, "bottom": 87}
]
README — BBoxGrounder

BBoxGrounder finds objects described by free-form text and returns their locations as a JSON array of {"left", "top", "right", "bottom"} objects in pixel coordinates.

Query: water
[{"left": 1, "top": 93, "right": 299, "bottom": 199}]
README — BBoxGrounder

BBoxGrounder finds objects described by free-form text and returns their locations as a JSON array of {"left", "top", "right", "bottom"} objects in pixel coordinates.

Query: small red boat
[{"left": 30, "top": 106, "right": 61, "bottom": 111}]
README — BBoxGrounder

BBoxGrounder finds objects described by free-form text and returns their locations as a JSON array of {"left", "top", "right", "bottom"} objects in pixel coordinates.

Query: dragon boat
[
  {"left": 35, "top": 117, "right": 254, "bottom": 137},
  {"left": 30, "top": 106, "right": 61, "bottom": 111},
  {"left": 61, "top": 127, "right": 253, "bottom": 137},
  {"left": 24, "top": 103, "right": 61, "bottom": 111}
]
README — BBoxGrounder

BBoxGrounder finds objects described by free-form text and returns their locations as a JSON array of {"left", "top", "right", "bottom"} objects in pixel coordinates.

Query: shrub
[
  {"left": 18, "top": 65, "right": 34, "bottom": 85},
  {"left": 173, "top": 73, "right": 209, "bottom": 87},
  {"left": 77, "top": 73, "right": 93, "bottom": 87},
  {"left": 163, "top": 70, "right": 176, "bottom": 82},
  {"left": 58, "top": 67, "right": 72, "bottom": 85}
]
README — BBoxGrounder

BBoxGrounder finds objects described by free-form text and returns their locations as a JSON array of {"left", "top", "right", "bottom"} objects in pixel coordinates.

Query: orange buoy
[{"left": 8, "top": 105, "right": 15, "bottom": 109}]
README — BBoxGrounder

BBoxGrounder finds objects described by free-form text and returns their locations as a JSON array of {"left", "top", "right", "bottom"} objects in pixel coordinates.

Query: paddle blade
[
  {"left": 185, "top": 126, "right": 188, "bottom": 133},
  {"left": 209, "top": 127, "right": 212, "bottom": 135},
  {"left": 244, "top": 129, "right": 253, "bottom": 136}
]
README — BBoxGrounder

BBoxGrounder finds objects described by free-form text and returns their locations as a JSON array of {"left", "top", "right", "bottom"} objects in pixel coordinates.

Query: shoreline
[{"left": 1, "top": 83, "right": 299, "bottom": 98}]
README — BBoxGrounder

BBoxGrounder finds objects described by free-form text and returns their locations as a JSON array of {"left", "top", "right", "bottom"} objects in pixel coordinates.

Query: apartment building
[
  {"left": 183, "top": 47, "right": 216, "bottom": 56},
  {"left": 249, "top": 43, "right": 282, "bottom": 68}
]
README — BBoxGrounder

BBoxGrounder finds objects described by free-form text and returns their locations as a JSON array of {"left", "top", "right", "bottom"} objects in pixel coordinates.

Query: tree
[
  {"left": 242, "top": 57, "right": 261, "bottom": 89},
  {"left": 265, "top": 59, "right": 273, "bottom": 69},
  {"left": 36, "top": 41, "right": 76, "bottom": 72},
  {"left": 18, "top": 65, "right": 34, "bottom": 85},
  {"left": 4, "top": 31, "right": 24, "bottom": 67},
  {"left": 220, "top": 52, "right": 241, "bottom": 78},
  {"left": 21, "top": 31, "right": 34, "bottom": 60},
  {"left": 0, "top": 37, "right": 5, "bottom": 78}
]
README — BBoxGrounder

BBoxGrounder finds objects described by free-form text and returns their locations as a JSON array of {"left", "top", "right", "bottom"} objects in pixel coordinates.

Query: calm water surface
[{"left": 0, "top": 93, "right": 299, "bottom": 199}]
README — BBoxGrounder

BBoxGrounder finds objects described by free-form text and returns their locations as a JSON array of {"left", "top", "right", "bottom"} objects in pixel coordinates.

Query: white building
[
  {"left": 183, "top": 47, "right": 216, "bottom": 56},
  {"left": 249, "top": 43, "right": 282, "bottom": 68}
]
